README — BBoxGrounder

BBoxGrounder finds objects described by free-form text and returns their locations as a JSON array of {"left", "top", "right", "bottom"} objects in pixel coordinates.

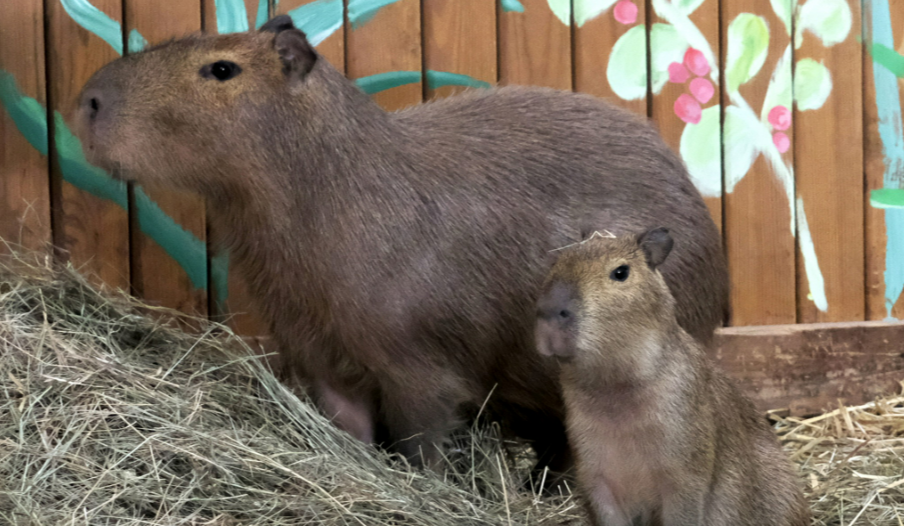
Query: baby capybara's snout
[{"left": 74, "top": 63, "right": 126, "bottom": 165}]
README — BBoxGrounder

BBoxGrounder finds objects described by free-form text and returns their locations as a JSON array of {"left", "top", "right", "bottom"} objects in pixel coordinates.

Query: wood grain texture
[
  {"left": 422, "top": 0, "right": 497, "bottom": 100},
  {"left": 712, "top": 321, "right": 904, "bottom": 414},
  {"left": 125, "top": 0, "right": 208, "bottom": 318},
  {"left": 864, "top": 0, "right": 904, "bottom": 321},
  {"left": 649, "top": 0, "right": 722, "bottom": 230},
  {"left": 275, "top": 0, "right": 345, "bottom": 69},
  {"left": 46, "top": 0, "right": 130, "bottom": 291},
  {"left": 345, "top": 0, "right": 422, "bottom": 111},
  {"left": 794, "top": 0, "right": 864, "bottom": 323},
  {"left": 0, "top": 0, "right": 50, "bottom": 254},
  {"left": 721, "top": 1, "right": 796, "bottom": 326},
  {"left": 498, "top": 0, "right": 571, "bottom": 89},
  {"left": 574, "top": 0, "right": 646, "bottom": 114}
]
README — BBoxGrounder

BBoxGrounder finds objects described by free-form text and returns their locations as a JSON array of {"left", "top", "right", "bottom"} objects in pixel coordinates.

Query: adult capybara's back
[{"left": 75, "top": 15, "right": 729, "bottom": 469}]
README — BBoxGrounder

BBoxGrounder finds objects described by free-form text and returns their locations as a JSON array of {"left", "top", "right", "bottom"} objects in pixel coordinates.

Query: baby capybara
[
  {"left": 75, "top": 15, "right": 729, "bottom": 470},
  {"left": 535, "top": 229, "right": 808, "bottom": 525}
]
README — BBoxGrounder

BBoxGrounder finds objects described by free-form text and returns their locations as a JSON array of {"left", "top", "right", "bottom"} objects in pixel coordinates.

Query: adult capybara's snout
[{"left": 75, "top": 65, "right": 125, "bottom": 169}]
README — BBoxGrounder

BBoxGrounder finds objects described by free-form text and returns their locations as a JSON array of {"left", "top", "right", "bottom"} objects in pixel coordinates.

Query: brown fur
[
  {"left": 535, "top": 229, "right": 809, "bottom": 526},
  {"left": 75, "top": 16, "right": 729, "bottom": 470}
]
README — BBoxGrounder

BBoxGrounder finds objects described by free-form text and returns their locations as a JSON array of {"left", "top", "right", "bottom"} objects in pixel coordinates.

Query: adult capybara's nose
[{"left": 77, "top": 86, "right": 114, "bottom": 131}]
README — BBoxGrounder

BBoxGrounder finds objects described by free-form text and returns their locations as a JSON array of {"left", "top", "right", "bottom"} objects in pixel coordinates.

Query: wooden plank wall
[{"left": 0, "top": 0, "right": 902, "bottom": 338}]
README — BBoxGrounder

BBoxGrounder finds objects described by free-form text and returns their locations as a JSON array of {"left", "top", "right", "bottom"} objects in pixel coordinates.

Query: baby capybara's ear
[
  {"left": 262, "top": 15, "right": 317, "bottom": 82},
  {"left": 638, "top": 227, "right": 673, "bottom": 269}
]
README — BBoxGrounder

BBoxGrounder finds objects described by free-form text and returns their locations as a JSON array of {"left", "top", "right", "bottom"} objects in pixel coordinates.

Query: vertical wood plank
[
  {"left": 275, "top": 0, "right": 345, "bottom": 70},
  {"left": 794, "top": 0, "right": 864, "bottom": 322},
  {"left": 721, "top": 0, "right": 797, "bottom": 325},
  {"left": 346, "top": 0, "right": 422, "bottom": 111},
  {"left": 125, "top": 0, "right": 208, "bottom": 318},
  {"left": 649, "top": 0, "right": 722, "bottom": 229},
  {"left": 46, "top": 0, "right": 130, "bottom": 291},
  {"left": 0, "top": 0, "right": 50, "bottom": 254},
  {"left": 422, "top": 0, "right": 497, "bottom": 100},
  {"left": 202, "top": 0, "right": 273, "bottom": 336},
  {"left": 864, "top": 0, "right": 904, "bottom": 320},
  {"left": 574, "top": 0, "right": 647, "bottom": 115},
  {"left": 498, "top": 0, "right": 571, "bottom": 89}
]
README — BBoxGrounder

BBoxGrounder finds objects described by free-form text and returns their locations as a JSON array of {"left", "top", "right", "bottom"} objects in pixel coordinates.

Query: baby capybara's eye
[
  {"left": 610, "top": 265, "right": 630, "bottom": 282},
  {"left": 200, "top": 60, "right": 242, "bottom": 81}
]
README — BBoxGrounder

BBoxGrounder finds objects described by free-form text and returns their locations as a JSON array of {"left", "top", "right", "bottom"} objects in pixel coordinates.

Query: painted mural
[{"left": 0, "top": 0, "right": 903, "bottom": 322}]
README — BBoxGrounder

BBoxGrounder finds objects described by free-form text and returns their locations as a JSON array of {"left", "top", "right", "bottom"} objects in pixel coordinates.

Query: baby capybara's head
[
  {"left": 534, "top": 228, "right": 675, "bottom": 365},
  {"left": 76, "top": 16, "right": 326, "bottom": 194}
]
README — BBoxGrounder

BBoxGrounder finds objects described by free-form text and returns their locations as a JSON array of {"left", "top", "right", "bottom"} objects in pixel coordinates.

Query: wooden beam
[{"left": 711, "top": 321, "right": 904, "bottom": 415}]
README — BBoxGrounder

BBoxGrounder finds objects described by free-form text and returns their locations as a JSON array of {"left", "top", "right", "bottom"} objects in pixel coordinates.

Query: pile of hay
[{"left": 1, "top": 253, "right": 902, "bottom": 525}]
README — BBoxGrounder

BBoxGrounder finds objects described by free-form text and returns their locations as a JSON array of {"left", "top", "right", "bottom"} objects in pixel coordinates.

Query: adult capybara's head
[
  {"left": 76, "top": 16, "right": 332, "bottom": 195},
  {"left": 534, "top": 228, "right": 675, "bottom": 366}
]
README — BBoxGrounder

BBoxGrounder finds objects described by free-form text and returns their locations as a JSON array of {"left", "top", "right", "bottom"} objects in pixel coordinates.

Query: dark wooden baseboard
[
  {"left": 242, "top": 321, "right": 904, "bottom": 415},
  {"left": 711, "top": 321, "right": 904, "bottom": 415}
]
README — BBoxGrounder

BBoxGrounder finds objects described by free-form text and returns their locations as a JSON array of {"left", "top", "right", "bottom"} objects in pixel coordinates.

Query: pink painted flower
[
  {"left": 689, "top": 77, "right": 714, "bottom": 103},
  {"left": 683, "top": 48, "right": 710, "bottom": 77},
  {"left": 767, "top": 105, "right": 791, "bottom": 131},
  {"left": 674, "top": 94, "right": 702, "bottom": 124},
  {"left": 773, "top": 131, "right": 790, "bottom": 153},
  {"left": 613, "top": 0, "right": 638, "bottom": 24},
  {"left": 668, "top": 62, "right": 689, "bottom": 83}
]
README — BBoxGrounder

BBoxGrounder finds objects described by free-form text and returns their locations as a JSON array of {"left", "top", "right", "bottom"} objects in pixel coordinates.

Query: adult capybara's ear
[
  {"left": 260, "top": 14, "right": 296, "bottom": 33},
  {"left": 638, "top": 227, "right": 673, "bottom": 269},
  {"left": 266, "top": 18, "right": 317, "bottom": 82}
]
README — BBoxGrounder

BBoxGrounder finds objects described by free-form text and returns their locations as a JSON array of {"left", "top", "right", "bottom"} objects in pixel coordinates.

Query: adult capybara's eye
[
  {"left": 610, "top": 265, "right": 630, "bottom": 282},
  {"left": 200, "top": 60, "right": 242, "bottom": 81}
]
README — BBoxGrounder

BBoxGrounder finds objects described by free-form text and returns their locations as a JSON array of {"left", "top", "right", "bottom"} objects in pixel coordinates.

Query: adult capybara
[
  {"left": 536, "top": 229, "right": 807, "bottom": 526},
  {"left": 75, "top": 15, "right": 729, "bottom": 470}
]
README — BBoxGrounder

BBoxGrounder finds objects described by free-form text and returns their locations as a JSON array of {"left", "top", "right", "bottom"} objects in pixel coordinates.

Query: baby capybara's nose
[{"left": 78, "top": 88, "right": 108, "bottom": 126}]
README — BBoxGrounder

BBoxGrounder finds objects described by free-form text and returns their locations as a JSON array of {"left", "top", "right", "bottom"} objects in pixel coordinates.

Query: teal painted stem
[
  {"left": 133, "top": 188, "right": 208, "bottom": 290},
  {"left": 501, "top": 0, "right": 526, "bottom": 12},
  {"left": 216, "top": 0, "right": 250, "bottom": 33},
  {"left": 870, "top": 188, "right": 905, "bottom": 209},
  {"left": 870, "top": 42, "right": 904, "bottom": 79},
  {"left": 60, "top": 0, "right": 123, "bottom": 55},
  {"left": 868, "top": 0, "right": 904, "bottom": 317},
  {"left": 287, "top": 0, "right": 343, "bottom": 46},
  {"left": 53, "top": 112, "right": 128, "bottom": 209},
  {"left": 210, "top": 251, "right": 231, "bottom": 312},
  {"left": 355, "top": 71, "right": 421, "bottom": 94},
  {"left": 426, "top": 71, "right": 491, "bottom": 91},
  {"left": 0, "top": 71, "right": 48, "bottom": 156}
]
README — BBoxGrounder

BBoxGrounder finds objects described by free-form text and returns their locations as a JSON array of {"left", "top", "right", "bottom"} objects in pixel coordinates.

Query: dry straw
[{"left": 0, "top": 251, "right": 901, "bottom": 525}]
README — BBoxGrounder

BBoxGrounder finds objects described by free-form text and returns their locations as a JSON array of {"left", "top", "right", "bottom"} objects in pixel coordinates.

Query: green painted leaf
[
  {"left": 870, "top": 189, "right": 905, "bottom": 209},
  {"left": 794, "top": 58, "right": 833, "bottom": 110},
  {"left": 355, "top": 71, "right": 421, "bottom": 94},
  {"left": 725, "top": 14, "right": 770, "bottom": 93},
  {"left": 574, "top": 0, "right": 618, "bottom": 26},
  {"left": 679, "top": 105, "right": 721, "bottom": 197},
  {"left": 770, "top": 0, "right": 792, "bottom": 35},
  {"left": 60, "top": 0, "right": 123, "bottom": 55},
  {"left": 215, "top": 0, "right": 249, "bottom": 33},
  {"left": 723, "top": 105, "right": 760, "bottom": 192},
  {"left": 254, "top": 0, "right": 269, "bottom": 29},
  {"left": 287, "top": 0, "right": 343, "bottom": 46},
  {"left": 870, "top": 42, "right": 905, "bottom": 79},
  {"left": 348, "top": 0, "right": 402, "bottom": 28},
  {"left": 0, "top": 70, "right": 48, "bottom": 156},
  {"left": 796, "top": 0, "right": 852, "bottom": 48},
  {"left": 761, "top": 45, "right": 792, "bottom": 123},
  {"left": 606, "top": 25, "right": 648, "bottom": 101},
  {"left": 501, "top": 0, "right": 525, "bottom": 12},
  {"left": 650, "top": 23, "right": 690, "bottom": 95},
  {"left": 128, "top": 29, "right": 148, "bottom": 53},
  {"left": 547, "top": 0, "right": 572, "bottom": 26}
]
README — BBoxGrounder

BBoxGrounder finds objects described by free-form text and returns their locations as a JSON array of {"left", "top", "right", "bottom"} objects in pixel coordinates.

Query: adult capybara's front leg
[
  {"left": 378, "top": 371, "right": 468, "bottom": 469},
  {"left": 314, "top": 378, "right": 378, "bottom": 444}
]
